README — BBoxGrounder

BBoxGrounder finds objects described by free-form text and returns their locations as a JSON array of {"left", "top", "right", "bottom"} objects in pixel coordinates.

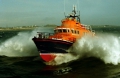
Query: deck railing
[{"left": 36, "top": 32, "right": 54, "bottom": 39}]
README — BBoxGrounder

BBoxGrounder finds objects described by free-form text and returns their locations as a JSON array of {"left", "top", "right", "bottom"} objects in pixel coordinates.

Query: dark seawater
[{"left": 0, "top": 26, "right": 120, "bottom": 78}]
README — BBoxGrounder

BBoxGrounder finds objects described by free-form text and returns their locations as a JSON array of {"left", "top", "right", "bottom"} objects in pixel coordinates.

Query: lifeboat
[{"left": 32, "top": 6, "right": 95, "bottom": 62}]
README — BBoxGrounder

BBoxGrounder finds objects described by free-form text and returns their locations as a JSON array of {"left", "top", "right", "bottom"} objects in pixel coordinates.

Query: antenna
[
  {"left": 77, "top": 0, "right": 81, "bottom": 22},
  {"left": 64, "top": 0, "right": 66, "bottom": 17},
  {"left": 63, "top": 0, "right": 81, "bottom": 23},
  {"left": 79, "top": 11, "right": 81, "bottom": 22},
  {"left": 72, "top": 5, "right": 77, "bottom": 16}
]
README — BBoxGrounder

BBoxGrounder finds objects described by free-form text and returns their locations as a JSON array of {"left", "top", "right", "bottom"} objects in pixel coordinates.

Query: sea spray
[
  {"left": 45, "top": 33, "right": 120, "bottom": 65},
  {"left": 45, "top": 53, "right": 79, "bottom": 65},
  {"left": 0, "top": 31, "right": 38, "bottom": 57},
  {"left": 69, "top": 33, "right": 120, "bottom": 65},
  {"left": 0, "top": 27, "right": 54, "bottom": 57},
  {"left": 1, "top": 27, "right": 120, "bottom": 66}
]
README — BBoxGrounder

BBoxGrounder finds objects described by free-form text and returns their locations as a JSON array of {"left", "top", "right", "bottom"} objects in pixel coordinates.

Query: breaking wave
[
  {"left": 70, "top": 33, "right": 120, "bottom": 65},
  {"left": 0, "top": 27, "right": 120, "bottom": 66},
  {"left": 0, "top": 27, "right": 53, "bottom": 57},
  {"left": 0, "top": 31, "right": 38, "bottom": 57},
  {"left": 46, "top": 33, "right": 120, "bottom": 65}
]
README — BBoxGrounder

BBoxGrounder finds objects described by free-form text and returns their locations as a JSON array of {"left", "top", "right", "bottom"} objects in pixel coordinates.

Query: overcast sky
[{"left": 0, "top": 0, "right": 120, "bottom": 27}]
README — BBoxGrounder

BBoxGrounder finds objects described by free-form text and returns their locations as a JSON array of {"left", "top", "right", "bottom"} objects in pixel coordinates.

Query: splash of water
[
  {"left": 0, "top": 31, "right": 38, "bottom": 57},
  {"left": 0, "top": 27, "right": 53, "bottom": 57},
  {"left": 45, "top": 53, "right": 79, "bottom": 65},
  {"left": 1, "top": 27, "right": 120, "bottom": 66},
  {"left": 69, "top": 33, "right": 120, "bottom": 65},
  {"left": 46, "top": 33, "right": 120, "bottom": 65}
]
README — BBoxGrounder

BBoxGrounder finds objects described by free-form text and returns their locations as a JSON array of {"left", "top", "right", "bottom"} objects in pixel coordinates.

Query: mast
[{"left": 65, "top": 5, "right": 81, "bottom": 23}]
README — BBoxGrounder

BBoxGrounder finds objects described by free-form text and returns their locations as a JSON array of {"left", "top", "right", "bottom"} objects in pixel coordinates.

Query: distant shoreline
[
  {"left": 0, "top": 25, "right": 120, "bottom": 31},
  {"left": 0, "top": 28, "right": 36, "bottom": 31},
  {"left": 0, "top": 25, "right": 57, "bottom": 31}
]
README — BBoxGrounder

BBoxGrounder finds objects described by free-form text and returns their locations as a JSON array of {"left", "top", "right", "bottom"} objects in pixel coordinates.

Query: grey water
[{"left": 0, "top": 26, "right": 120, "bottom": 78}]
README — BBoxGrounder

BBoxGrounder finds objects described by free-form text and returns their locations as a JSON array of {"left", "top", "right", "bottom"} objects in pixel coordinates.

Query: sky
[{"left": 0, "top": 0, "right": 120, "bottom": 27}]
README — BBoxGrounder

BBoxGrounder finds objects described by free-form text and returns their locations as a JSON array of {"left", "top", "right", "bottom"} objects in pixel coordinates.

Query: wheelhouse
[{"left": 54, "top": 28, "right": 80, "bottom": 34}]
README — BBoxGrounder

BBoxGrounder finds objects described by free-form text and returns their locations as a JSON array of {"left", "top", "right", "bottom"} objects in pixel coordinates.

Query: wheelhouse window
[
  {"left": 63, "top": 29, "right": 67, "bottom": 33},
  {"left": 71, "top": 30, "right": 80, "bottom": 34},
  {"left": 74, "top": 30, "right": 76, "bottom": 34},
  {"left": 71, "top": 30, "right": 74, "bottom": 33},
  {"left": 77, "top": 31, "right": 79, "bottom": 34},
  {"left": 55, "top": 29, "right": 70, "bottom": 33},
  {"left": 58, "top": 29, "right": 62, "bottom": 33}
]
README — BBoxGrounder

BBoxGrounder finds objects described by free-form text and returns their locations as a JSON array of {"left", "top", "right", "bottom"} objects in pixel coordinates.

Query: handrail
[{"left": 36, "top": 32, "right": 54, "bottom": 39}]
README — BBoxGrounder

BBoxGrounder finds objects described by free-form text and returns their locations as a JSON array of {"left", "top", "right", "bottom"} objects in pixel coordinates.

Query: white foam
[
  {"left": 0, "top": 31, "right": 38, "bottom": 57},
  {"left": 46, "top": 33, "right": 120, "bottom": 65},
  {"left": 0, "top": 27, "right": 53, "bottom": 57},
  {"left": 45, "top": 53, "right": 79, "bottom": 65},
  {"left": 1, "top": 28, "right": 120, "bottom": 65},
  {"left": 69, "top": 33, "right": 120, "bottom": 65}
]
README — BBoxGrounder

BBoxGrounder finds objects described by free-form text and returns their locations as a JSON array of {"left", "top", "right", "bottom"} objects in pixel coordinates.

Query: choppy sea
[{"left": 0, "top": 26, "right": 120, "bottom": 78}]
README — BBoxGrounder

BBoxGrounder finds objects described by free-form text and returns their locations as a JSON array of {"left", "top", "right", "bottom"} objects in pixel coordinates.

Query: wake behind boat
[{"left": 32, "top": 6, "right": 95, "bottom": 62}]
